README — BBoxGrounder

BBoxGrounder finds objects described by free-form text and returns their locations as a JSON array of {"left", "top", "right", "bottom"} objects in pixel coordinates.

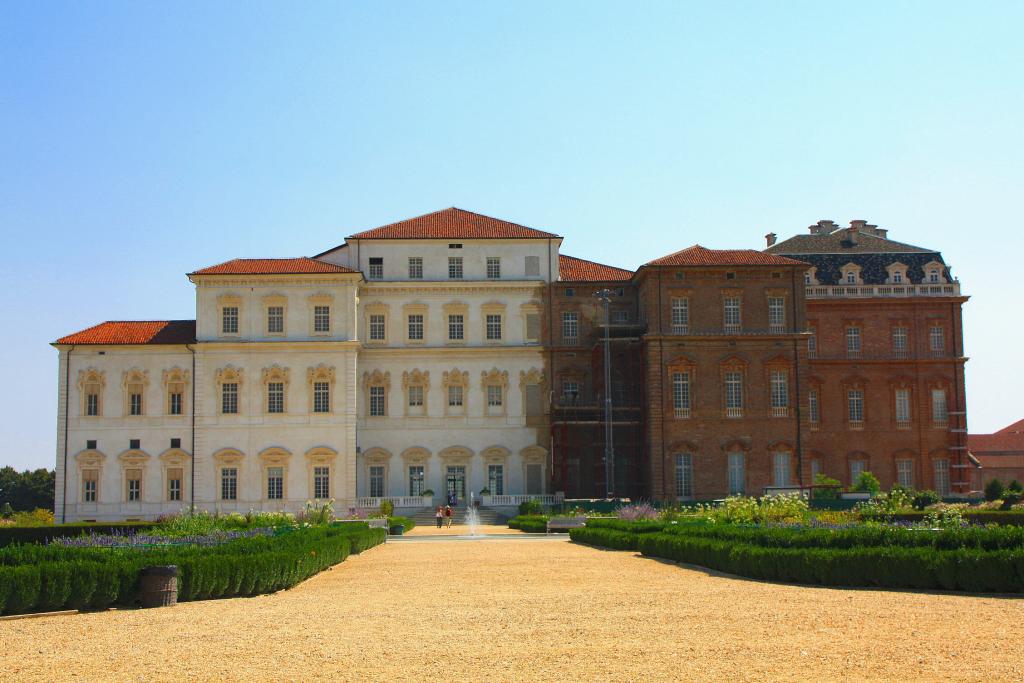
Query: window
[
  {"left": 672, "top": 371, "right": 691, "bottom": 418},
  {"left": 728, "top": 452, "right": 745, "bottom": 495},
  {"left": 167, "top": 468, "right": 182, "bottom": 501},
  {"left": 929, "top": 269, "right": 940, "bottom": 283},
  {"left": 723, "top": 297, "right": 741, "bottom": 332},
  {"left": 846, "top": 327, "right": 861, "bottom": 357},
  {"left": 369, "top": 386, "right": 386, "bottom": 416},
  {"left": 810, "top": 459, "right": 821, "bottom": 481},
  {"left": 770, "top": 370, "right": 788, "bottom": 416},
  {"left": 129, "top": 390, "right": 143, "bottom": 416},
  {"left": 408, "top": 314, "right": 424, "bottom": 341},
  {"left": 448, "top": 257, "right": 463, "bottom": 279},
  {"left": 892, "top": 271, "right": 903, "bottom": 284},
  {"left": 408, "top": 466, "right": 425, "bottom": 496},
  {"left": 313, "top": 305, "right": 330, "bottom": 333},
  {"left": 313, "top": 381, "right": 330, "bottom": 413},
  {"left": 125, "top": 469, "right": 142, "bottom": 501},
  {"left": 369, "top": 314, "right": 386, "bottom": 341},
  {"left": 368, "top": 257, "right": 383, "bottom": 280},
  {"left": 929, "top": 326, "right": 945, "bottom": 356},
  {"left": 675, "top": 453, "right": 693, "bottom": 498},
  {"left": 82, "top": 469, "right": 98, "bottom": 502},
  {"left": 369, "top": 466, "right": 385, "bottom": 498},
  {"left": 448, "top": 385, "right": 463, "bottom": 408},
  {"left": 850, "top": 460, "right": 866, "bottom": 483},
  {"left": 448, "top": 314, "right": 464, "bottom": 341},
  {"left": 931, "top": 389, "right": 948, "bottom": 426},
  {"left": 934, "top": 459, "right": 950, "bottom": 495},
  {"left": 804, "top": 272, "right": 813, "bottom": 284},
  {"left": 222, "top": 306, "right": 239, "bottom": 334},
  {"left": 562, "top": 311, "right": 579, "bottom": 345},
  {"left": 525, "top": 255, "right": 540, "bottom": 277},
  {"left": 724, "top": 371, "right": 743, "bottom": 417},
  {"left": 670, "top": 298, "right": 689, "bottom": 334},
  {"left": 408, "top": 385, "right": 424, "bottom": 407},
  {"left": 525, "top": 312, "right": 541, "bottom": 342},
  {"left": 808, "top": 389, "right": 820, "bottom": 426},
  {"left": 562, "top": 380, "right": 580, "bottom": 404},
  {"left": 773, "top": 452, "right": 791, "bottom": 487},
  {"left": 486, "top": 257, "right": 501, "bottom": 279},
  {"left": 222, "top": 383, "right": 238, "bottom": 414},
  {"left": 221, "top": 467, "right": 238, "bottom": 500},
  {"left": 895, "top": 389, "right": 911, "bottom": 427},
  {"left": 408, "top": 257, "right": 423, "bottom": 279},
  {"left": 266, "top": 466, "right": 284, "bottom": 500},
  {"left": 267, "top": 306, "right": 284, "bottom": 334},
  {"left": 768, "top": 297, "right": 785, "bottom": 332},
  {"left": 487, "top": 385, "right": 503, "bottom": 407},
  {"left": 267, "top": 382, "right": 284, "bottom": 414},
  {"left": 486, "top": 314, "right": 502, "bottom": 341},
  {"left": 169, "top": 389, "right": 183, "bottom": 415},
  {"left": 807, "top": 331, "right": 817, "bottom": 359},
  {"left": 449, "top": 243, "right": 462, "bottom": 249},
  {"left": 845, "top": 271, "right": 856, "bottom": 284},
  {"left": 611, "top": 310, "right": 629, "bottom": 324},
  {"left": 170, "top": 438, "right": 181, "bottom": 449},
  {"left": 565, "top": 288, "right": 575, "bottom": 297},
  {"left": 87, "top": 439, "right": 97, "bottom": 450},
  {"left": 847, "top": 389, "right": 864, "bottom": 427},
  {"left": 129, "top": 438, "right": 140, "bottom": 450},
  {"left": 86, "top": 391, "right": 100, "bottom": 416},
  {"left": 488, "top": 465, "right": 504, "bottom": 496},
  {"left": 892, "top": 327, "right": 908, "bottom": 359},
  {"left": 314, "top": 466, "right": 330, "bottom": 499},
  {"left": 897, "top": 459, "right": 913, "bottom": 488}
]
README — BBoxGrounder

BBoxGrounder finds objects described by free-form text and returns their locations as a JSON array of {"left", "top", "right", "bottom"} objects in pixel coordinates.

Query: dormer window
[
  {"left": 845, "top": 272, "right": 856, "bottom": 284},
  {"left": 804, "top": 267, "right": 819, "bottom": 286},
  {"left": 929, "top": 270, "right": 939, "bottom": 283},
  {"left": 886, "top": 262, "right": 908, "bottom": 285},
  {"left": 892, "top": 272, "right": 903, "bottom": 283},
  {"left": 922, "top": 260, "right": 946, "bottom": 284},
  {"left": 840, "top": 263, "right": 863, "bottom": 286}
]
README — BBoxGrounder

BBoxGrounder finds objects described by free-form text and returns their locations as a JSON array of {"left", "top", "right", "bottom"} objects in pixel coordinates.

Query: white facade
[{"left": 55, "top": 231, "right": 559, "bottom": 521}]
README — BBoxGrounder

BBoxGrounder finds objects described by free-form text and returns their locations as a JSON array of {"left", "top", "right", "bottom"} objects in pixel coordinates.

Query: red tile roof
[
  {"left": 559, "top": 254, "right": 633, "bottom": 282},
  {"left": 191, "top": 258, "right": 355, "bottom": 275},
  {"left": 348, "top": 207, "right": 560, "bottom": 240},
  {"left": 55, "top": 320, "right": 196, "bottom": 345},
  {"left": 645, "top": 245, "right": 808, "bottom": 267},
  {"left": 969, "top": 419, "right": 1024, "bottom": 456},
  {"left": 974, "top": 455, "right": 1024, "bottom": 470}
]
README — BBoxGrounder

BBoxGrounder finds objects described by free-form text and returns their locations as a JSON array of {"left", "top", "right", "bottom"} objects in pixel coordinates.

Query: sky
[{"left": 1, "top": 1, "right": 1022, "bottom": 470}]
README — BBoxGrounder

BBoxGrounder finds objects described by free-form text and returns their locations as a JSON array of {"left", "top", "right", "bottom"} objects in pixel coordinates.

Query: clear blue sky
[{"left": 2, "top": 2, "right": 1021, "bottom": 470}]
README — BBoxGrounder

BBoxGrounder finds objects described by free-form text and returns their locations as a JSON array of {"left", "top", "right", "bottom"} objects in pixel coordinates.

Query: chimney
[
  {"left": 850, "top": 219, "right": 868, "bottom": 231},
  {"left": 765, "top": 232, "right": 777, "bottom": 247},
  {"left": 811, "top": 219, "right": 837, "bottom": 235},
  {"left": 845, "top": 226, "right": 859, "bottom": 245},
  {"left": 875, "top": 228, "right": 888, "bottom": 238}
]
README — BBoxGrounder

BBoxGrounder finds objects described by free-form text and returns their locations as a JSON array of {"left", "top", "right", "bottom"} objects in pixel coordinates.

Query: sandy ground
[
  {"left": 2, "top": 538, "right": 1023, "bottom": 682},
  {"left": 405, "top": 522, "right": 524, "bottom": 536}
]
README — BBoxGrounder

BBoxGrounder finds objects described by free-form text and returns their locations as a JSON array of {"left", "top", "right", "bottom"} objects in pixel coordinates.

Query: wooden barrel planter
[{"left": 139, "top": 565, "right": 178, "bottom": 608}]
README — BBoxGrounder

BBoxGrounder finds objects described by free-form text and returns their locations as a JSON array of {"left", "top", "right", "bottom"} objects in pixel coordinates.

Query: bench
[{"left": 546, "top": 516, "right": 586, "bottom": 534}]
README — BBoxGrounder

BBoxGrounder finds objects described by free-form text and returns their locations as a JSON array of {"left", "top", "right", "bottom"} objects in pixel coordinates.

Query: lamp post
[{"left": 594, "top": 289, "right": 615, "bottom": 499}]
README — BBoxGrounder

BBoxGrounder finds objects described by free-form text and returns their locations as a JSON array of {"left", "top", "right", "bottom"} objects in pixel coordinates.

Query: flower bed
[{"left": 0, "top": 522, "right": 159, "bottom": 548}]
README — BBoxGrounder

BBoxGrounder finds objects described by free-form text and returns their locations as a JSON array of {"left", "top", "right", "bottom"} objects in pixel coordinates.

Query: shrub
[
  {"left": 570, "top": 527, "right": 639, "bottom": 550},
  {"left": 386, "top": 516, "right": 416, "bottom": 533},
  {"left": 519, "top": 500, "right": 544, "bottom": 516},
  {"left": 985, "top": 479, "right": 1005, "bottom": 502},
  {"left": 616, "top": 503, "right": 659, "bottom": 521},
  {"left": 851, "top": 471, "right": 882, "bottom": 495},
  {"left": 379, "top": 499, "right": 394, "bottom": 518},
  {"left": 507, "top": 515, "right": 548, "bottom": 533},
  {"left": 0, "top": 522, "right": 157, "bottom": 548},
  {"left": 1009, "top": 480, "right": 1024, "bottom": 494},
  {"left": 912, "top": 490, "right": 941, "bottom": 510},
  {"left": 811, "top": 474, "right": 842, "bottom": 500}
]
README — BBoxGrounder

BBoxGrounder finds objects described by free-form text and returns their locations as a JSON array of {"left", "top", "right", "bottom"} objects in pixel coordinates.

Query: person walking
[
  {"left": 435, "top": 505, "right": 444, "bottom": 529},
  {"left": 444, "top": 504, "right": 453, "bottom": 528}
]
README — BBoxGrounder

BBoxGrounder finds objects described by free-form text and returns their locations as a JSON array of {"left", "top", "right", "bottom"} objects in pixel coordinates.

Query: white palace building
[{"left": 54, "top": 209, "right": 563, "bottom": 521}]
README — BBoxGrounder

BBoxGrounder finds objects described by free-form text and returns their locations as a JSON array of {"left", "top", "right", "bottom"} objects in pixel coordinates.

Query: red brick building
[
  {"left": 969, "top": 420, "right": 1024, "bottom": 490},
  {"left": 553, "top": 219, "right": 969, "bottom": 500}
]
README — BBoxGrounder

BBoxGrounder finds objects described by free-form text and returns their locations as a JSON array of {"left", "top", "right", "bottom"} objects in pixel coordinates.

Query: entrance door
[
  {"left": 526, "top": 463, "right": 543, "bottom": 495},
  {"left": 446, "top": 466, "right": 466, "bottom": 502}
]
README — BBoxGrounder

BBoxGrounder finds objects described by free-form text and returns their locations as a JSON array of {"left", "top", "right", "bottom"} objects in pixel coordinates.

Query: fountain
[{"left": 465, "top": 492, "right": 482, "bottom": 537}]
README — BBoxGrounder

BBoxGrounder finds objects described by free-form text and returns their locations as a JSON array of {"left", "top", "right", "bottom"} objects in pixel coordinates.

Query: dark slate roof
[{"left": 766, "top": 229, "right": 948, "bottom": 286}]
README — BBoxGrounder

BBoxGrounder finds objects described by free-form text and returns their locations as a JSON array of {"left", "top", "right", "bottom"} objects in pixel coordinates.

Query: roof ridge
[{"left": 560, "top": 253, "right": 633, "bottom": 273}]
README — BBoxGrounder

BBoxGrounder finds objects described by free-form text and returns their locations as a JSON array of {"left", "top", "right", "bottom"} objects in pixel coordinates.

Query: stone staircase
[{"left": 407, "top": 506, "right": 508, "bottom": 527}]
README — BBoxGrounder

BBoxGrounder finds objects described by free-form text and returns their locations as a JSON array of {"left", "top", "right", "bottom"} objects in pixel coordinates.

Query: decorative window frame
[
  {"left": 519, "top": 367, "right": 546, "bottom": 419},
  {"left": 439, "top": 446, "right": 474, "bottom": 492},
  {"left": 925, "top": 377, "right": 951, "bottom": 428},
  {"left": 306, "top": 446, "right": 338, "bottom": 500},
  {"left": 520, "top": 301, "right": 543, "bottom": 344},
  {"left": 891, "top": 449, "right": 918, "bottom": 489},
  {"left": 364, "top": 302, "right": 389, "bottom": 345},
  {"left": 258, "top": 447, "right": 291, "bottom": 502},
  {"left": 262, "top": 293, "right": 288, "bottom": 337},
  {"left": 118, "top": 447, "right": 151, "bottom": 503},
  {"left": 885, "top": 262, "right": 909, "bottom": 285},
  {"left": 261, "top": 365, "right": 291, "bottom": 415},
  {"left": 719, "top": 355, "right": 748, "bottom": 418},
  {"left": 841, "top": 376, "right": 868, "bottom": 429},
  {"left": 763, "top": 355, "right": 792, "bottom": 418},
  {"left": 804, "top": 267, "right": 819, "bottom": 286},
  {"left": 480, "top": 368, "right": 510, "bottom": 417},
  {"left": 121, "top": 368, "right": 149, "bottom": 418},
  {"left": 362, "top": 447, "right": 392, "bottom": 497},
  {"left": 403, "top": 303, "right": 429, "bottom": 345},
  {"left": 162, "top": 367, "right": 191, "bottom": 416},
  {"left": 481, "top": 302, "right": 506, "bottom": 344},
  {"left": 667, "top": 356, "right": 697, "bottom": 419},
  {"left": 889, "top": 376, "right": 915, "bottom": 429},
  {"left": 765, "top": 289, "right": 788, "bottom": 333},
  {"left": 402, "top": 369, "right": 430, "bottom": 417},
  {"left": 520, "top": 445, "right": 548, "bottom": 496},
  {"left": 767, "top": 441, "right": 796, "bottom": 488},
  {"left": 807, "top": 378, "right": 823, "bottom": 430},
  {"left": 78, "top": 368, "right": 106, "bottom": 418},
  {"left": 839, "top": 263, "right": 863, "bottom": 285},
  {"left": 214, "top": 365, "right": 245, "bottom": 415},
  {"left": 443, "top": 301, "right": 469, "bottom": 345},
  {"left": 213, "top": 448, "right": 245, "bottom": 501},
  {"left": 307, "top": 364, "right": 336, "bottom": 415},
  {"left": 363, "top": 369, "right": 391, "bottom": 418},
  {"left": 922, "top": 260, "right": 947, "bottom": 284},
  {"left": 667, "top": 288, "right": 692, "bottom": 334},
  {"left": 76, "top": 448, "right": 106, "bottom": 504},
  {"left": 308, "top": 292, "right": 334, "bottom": 337},
  {"left": 845, "top": 451, "right": 871, "bottom": 485},
  {"left": 159, "top": 447, "right": 191, "bottom": 503},
  {"left": 400, "top": 447, "right": 431, "bottom": 496},
  {"left": 720, "top": 288, "right": 743, "bottom": 332},
  {"left": 442, "top": 368, "right": 469, "bottom": 417},
  {"left": 806, "top": 320, "right": 818, "bottom": 358},
  {"left": 217, "top": 293, "right": 243, "bottom": 338}
]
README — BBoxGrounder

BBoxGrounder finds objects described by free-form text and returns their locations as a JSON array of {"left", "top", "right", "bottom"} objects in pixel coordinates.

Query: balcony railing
[
  {"left": 725, "top": 407, "right": 743, "bottom": 418},
  {"left": 769, "top": 324, "right": 786, "bottom": 334},
  {"left": 806, "top": 283, "right": 961, "bottom": 299},
  {"left": 356, "top": 496, "right": 432, "bottom": 509},
  {"left": 896, "top": 420, "right": 912, "bottom": 430},
  {"left": 671, "top": 324, "right": 689, "bottom": 335},
  {"left": 482, "top": 493, "right": 563, "bottom": 507},
  {"left": 849, "top": 420, "right": 865, "bottom": 431},
  {"left": 770, "top": 406, "right": 789, "bottom": 418},
  {"left": 674, "top": 407, "right": 691, "bottom": 419}
]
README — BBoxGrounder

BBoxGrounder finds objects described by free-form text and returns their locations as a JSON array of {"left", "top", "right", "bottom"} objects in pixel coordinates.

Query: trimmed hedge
[
  {"left": 0, "top": 524, "right": 385, "bottom": 615},
  {"left": 386, "top": 516, "right": 416, "bottom": 533},
  {"left": 582, "top": 518, "right": 669, "bottom": 534},
  {"left": 0, "top": 522, "right": 158, "bottom": 548},
  {"left": 570, "top": 527, "right": 640, "bottom": 550},
  {"left": 508, "top": 515, "right": 548, "bottom": 533}
]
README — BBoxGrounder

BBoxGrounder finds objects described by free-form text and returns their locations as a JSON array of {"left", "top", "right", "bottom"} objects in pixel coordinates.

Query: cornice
[{"left": 195, "top": 340, "right": 361, "bottom": 352}]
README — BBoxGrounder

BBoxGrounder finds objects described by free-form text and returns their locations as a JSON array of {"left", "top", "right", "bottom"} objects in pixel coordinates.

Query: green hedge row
[
  {"left": 507, "top": 515, "right": 548, "bottom": 533},
  {"left": 570, "top": 527, "right": 640, "bottom": 551},
  {"left": 0, "top": 525, "right": 385, "bottom": 615},
  {"left": 386, "top": 516, "right": 416, "bottom": 532},
  {"left": 582, "top": 518, "right": 668, "bottom": 534},
  {"left": 0, "top": 522, "right": 158, "bottom": 548},
  {"left": 861, "top": 511, "right": 1024, "bottom": 526}
]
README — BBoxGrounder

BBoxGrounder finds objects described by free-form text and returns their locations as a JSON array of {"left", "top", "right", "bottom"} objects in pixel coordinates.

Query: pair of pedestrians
[{"left": 434, "top": 505, "right": 454, "bottom": 528}]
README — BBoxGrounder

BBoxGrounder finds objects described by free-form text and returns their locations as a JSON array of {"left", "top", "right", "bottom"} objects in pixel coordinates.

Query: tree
[
  {"left": 0, "top": 467, "right": 56, "bottom": 512},
  {"left": 984, "top": 478, "right": 1005, "bottom": 502},
  {"left": 851, "top": 471, "right": 882, "bottom": 495}
]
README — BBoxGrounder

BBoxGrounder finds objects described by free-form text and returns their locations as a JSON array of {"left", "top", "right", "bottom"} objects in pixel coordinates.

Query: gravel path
[{"left": 2, "top": 539, "right": 1022, "bottom": 682}]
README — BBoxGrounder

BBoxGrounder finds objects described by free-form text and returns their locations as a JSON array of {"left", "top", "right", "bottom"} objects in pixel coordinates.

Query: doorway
[{"left": 446, "top": 466, "right": 466, "bottom": 502}]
